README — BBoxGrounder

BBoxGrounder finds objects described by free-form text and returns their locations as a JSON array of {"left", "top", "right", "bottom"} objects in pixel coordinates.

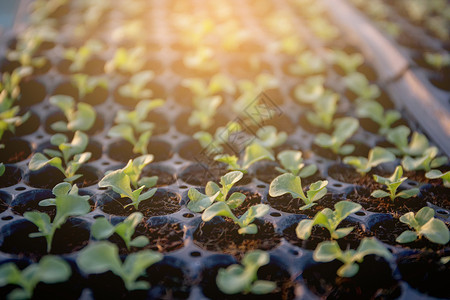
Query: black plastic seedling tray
[{"left": 0, "top": 0, "right": 449, "bottom": 299}]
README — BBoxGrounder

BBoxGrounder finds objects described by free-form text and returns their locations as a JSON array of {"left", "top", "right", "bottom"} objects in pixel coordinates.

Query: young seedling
[
  {"left": 188, "top": 95, "right": 222, "bottom": 130},
  {"left": 269, "top": 173, "right": 328, "bottom": 210},
  {"left": 63, "top": 40, "right": 103, "bottom": 72},
  {"left": 71, "top": 74, "right": 108, "bottom": 100},
  {"left": 118, "top": 71, "right": 154, "bottom": 100},
  {"left": 105, "top": 47, "right": 146, "bottom": 74},
  {"left": 402, "top": 146, "right": 448, "bottom": 172},
  {"left": 293, "top": 76, "right": 326, "bottom": 104},
  {"left": 187, "top": 171, "right": 245, "bottom": 213},
  {"left": 313, "top": 237, "right": 393, "bottom": 277},
  {"left": 296, "top": 201, "right": 362, "bottom": 240},
  {"left": 28, "top": 131, "right": 91, "bottom": 183},
  {"left": 77, "top": 241, "right": 162, "bottom": 291},
  {"left": 183, "top": 46, "right": 218, "bottom": 71},
  {"left": 181, "top": 74, "right": 235, "bottom": 100},
  {"left": 49, "top": 95, "right": 96, "bottom": 132},
  {"left": 24, "top": 182, "right": 90, "bottom": 252},
  {"left": 214, "top": 142, "right": 275, "bottom": 173},
  {"left": 343, "top": 72, "right": 380, "bottom": 100},
  {"left": 275, "top": 150, "right": 317, "bottom": 178},
  {"left": 108, "top": 99, "right": 165, "bottom": 155},
  {"left": 386, "top": 126, "right": 429, "bottom": 156},
  {"left": 371, "top": 166, "right": 419, "bottom": 202},
  {"left": 202, "top": 202, "right": 270, "bottom": 234},
  {"left": 396, "top": 207, "right": 450, "bottom": 245},
  {"left": 314, "top": 117, "right": 359, "bottom": 155},
  {"left": 343, "top": 147, "right": 396, "bottom": 175},
  {"left": 253, "top": 126, "right": 287, "bottom": 150},
  {"left": 6, "top": 39, "right": 47, "bottom": 70},
  {"left": 331, "top": 50, "right": 364, "bottom": 74},
  {"left": 91, "top": 212, "right": 149, "bottom": 250},
  {"left": 356, "top": 99, "right": 401, "bottom": 135},
  {"left": 216, "top": 250, "right": 276, "bottom": 295},
  {"left": 306, "top": 91, "right": 339, "bottom": 130},
  {"left": 424, "top": 52, "right": 450, "bottom": 70},
  {"left": 0, "top": 256, "right": 71, "bottom": 300},
  {"left": 98, "top": 157, "right": 158, "bottom": 210},
  {"left": 194, "top": 121, "right": 241, "bottom": 155},
  {"left": 289, "top": 51, "right": 325, "bottom": 76},
  {"left": 425, "top": 170, "right": 450, "bottom": 188}
]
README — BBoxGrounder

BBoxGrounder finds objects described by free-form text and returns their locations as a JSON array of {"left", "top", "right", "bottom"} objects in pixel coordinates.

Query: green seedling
[
  {"left": 276, "top": 150, "right": 317, "bottom": 178},
  {"left": 181, "top": 74, "right": 235, "bottom": 99},
  {"left": 194, "top": 121, "right": 241, "bottom": 155},
  {"left": 183, "top": 46, "right": 218, "bottom": 71},
  {"left": 118, "top": 71, "right": 154, "bottom": 100},
  {"left": 91, "top": 212, "right": 149, "bottom": 250},
  {"left": 314, "top": 117, "right": 359, "bottom": 155},
  {"left": 105, "top": 47, "right": 146, "bottom": 74},
  {"left": 402, "top": 146, "right": 448, "bottom": 172},
  {"left": 386, "top": 126, "right": 429, "bottom": 156},
  {"left": 396, "top": 207, "right": 450, "bottom": 245},
  {"left": 424, "top": 52, "right": 450, "bottom": 70},
  {"left": 6, "top": 37, "right": 47, "bottom": 70},
  {"left": 187, "top": 171, "right": 245, "bottom": 213},
  {"left": 215, "top": 142, "right": 275, "bottom": 173},
  {"left": 331, "top": 50, "right": 364, "bottom": 74},
  {"left": 356, "top": 99, "right": 401, "bottom": 135},
  {"left": 343, "top": 72, "right": 380, "bottom": 100},
  {"left": 296, "top": 201, "right": 362, "bottom": 240},
  {"left": 371, "top": 166, "right": 419, "bottom": 202},
  {"left": 202, "top": 202, "right": 270, "bottom": 235},
  {"left": 216, "top": 250, "right": 276, "bottom": 295},
  {"left": 425, "top": 170, "right": 450, "bottom": 188},
  {"left": 28, "top": 131, "right": 91, "bottom": 183},
  {"left": 269, "top": 173, "right": 328, "bottom": 210},
  {"left": 49, "top": 95, "right": 96, "bottom": 132},
  {"left": 313, "top": 237, "right": 393, "bottom": 277},
  {"left": 71, "top": 74, "right": 108, "bottom": 100},
  {"left": 188, "top": 95, "right": 222, "bottom": 130},
  {"left": 253, "top": 126, "right": 287, "bottom": 150},
  {"left": 24, "top": 182, "right": 90, "bottom": 252},
  {"left": 289, "top": 51, "right": 325, "bottom": 76},
  {"left": 309, "top": 18, "right": 340, "bottom": 41},
  {"left": 63, "top": 40, "right": 103, "bottom": 72},
  {"left": 343, "top": 147, "right": 396, "bottom": 175},
  {"left": 306, "top": 92, "right": 339, "bottom": 130},
  {"left": 108, "top": 99, "right": 165, "bottom": 155},
  {"left": 77, "top": 241, "right": 162, "bottom": 291},
  {"left": 0, "top": 256, "right": 71, "bottom": 300},
  {"left": 293, "top": 76, "right": 325, "bottom": 104}
]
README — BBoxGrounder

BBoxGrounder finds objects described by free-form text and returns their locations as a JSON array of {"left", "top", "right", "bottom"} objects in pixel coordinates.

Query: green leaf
[
  {"left": 242, "top": 142, "right": 275, "bottom": 170},
  {"left": 239, "top": 204, "right": 270, "bottom": 227},
  {"left": 77, "top": 242, "right": 122, "bottom": 276},
  {"left": 28, "top": 153, "right": 62, "bottom": 171},
  {"left": 333, "top": 227, "right": 355, "bottom": 239},
  {"left": 397, "top": 188, "right": 419, "bottom": 199},
  {"left": 371, "top": 190, "right": 390, "bottom": 198},
  {"left": 0, "top": 163, "right": 4, "bottom": 177},
  {"left": 122, "top": 250, "right": 163, "bottom": 290},
  {"left": 238, "top": 224, "right": 258, "bottom": 234},
  {"left": 313, "top": 241, "right": 341, "bottom": 262},
  {"left": 421, "top": 218, "right": 450, "bottom": 245},
  {"left": 216, "top": 265, "right": 249, "bottom": 294},
  {"left": 355, "top": 237, "right": 392, "bottom": 262},
  {"left": 129, "top": 236, "right": 149, "bottom": 248},
  {"left": 221, "top": 171, "right": 244, "bottom": 188},
  {"left": 137, "top": 176, "right": 158, "bottom": 189},
  {"left": 226, "top": 192, "right": 246, "bottom": 209},
  {"left": 269, "top": 173, "right": 305, "bottom": 200},
  {"left": 296, "top": 219, "right": 314, "bottom": 240},
  {"left": 251, "top": 280, "right": 277, "bottom": 294},
  {"left": 99, "top": 169, "right": 134, "bottom": 199},
  {"left": 38, "top": 256, "right": 71, "bottom": 284},
  {"left": 277, "top": 150, "right": 304, "bottom": 176},
  {"left": 187, "top": 188, "right": 219, "bottom": 213},
  {"left": 68, "top": 103, "right": 96, "bottom": 131},
  {"left": 399, "top": 211, "right": 419, "bottom": 229},
  {"left": 91, "top": 218, "right": 116, "bottom": 240},
  {"left": 414, "top": 207, "right": 435, "bottom": 226},
  {"left": 137, "top": 187, "right": 157, "bottom": 202},
  {"left": 337, "top": 263, "right": 359, "bottom": 278},
  {"left": 202, "top": 202, "right": 235, "bottom": 222},
  {"left": 395, "top": 230, "right": 418, "bottom": 243},
  {"left": 51, "top": 121, "right": 69, "bottom": 132}
]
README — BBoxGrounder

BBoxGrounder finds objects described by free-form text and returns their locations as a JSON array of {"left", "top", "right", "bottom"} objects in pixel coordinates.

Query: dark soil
[
  {"left": 142, "top": 166, "right": 177, "bottom": 186},
  {"left": 194, "top": 219, "right": 281, "bottom": 259},
  {"left": 255, "top": 163, "right": 323, "bottom": 185},
  {"left": 146, "top": 261, "right": 192, "bottom": 299},
  {"left": 179, "top": 163, "right": 253, "bottom": 186},
  {"left": 19, "top": 79, "right": 47, "bottom": 106},
  {"left": 303, "top": 256, "right": 401, "bottom": 299},
  {"left": 420, "top": 185, "right": 450, "bottom": 210},
  {"left": 283, "top": 220, "right": 373, "bottom": 250},
  {"left": 370, "top": 218, "right": 449, "bottom": 251},
  {"left": 100, "top": 190, "right": 181, "bottom": 217},
  {"left": 108, "top": 139, "right": 173, "bottom": 162},
  {"left": 397, "top": 250, "right": 450, "bottom": 299},
  {"left": 25, "top": 165, "right": 100, "bottom": 189},
  {"left": 266, "top": 193, "right": 339, "bottom": 217},
  {"left": 0, "top": 197, "right": 8, "bottom": 214},
  {"left": 8, "top": 110, "right": 40, "bottom": 137},
  {"left": 327, "top": 163, "right": 390, "bottom": 187},
  {"left": 0, "top": 138, "right": 31, "bottom": 163},
  {"left": 0, "top": 165, "right": 22, "bottom": 187}
]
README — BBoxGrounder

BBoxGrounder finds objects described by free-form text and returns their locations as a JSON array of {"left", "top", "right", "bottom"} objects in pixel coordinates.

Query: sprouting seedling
[
  {"left": 253, "top": 126, "right": 287, "bottom": 150},
  {"left": 63, "top": 39, "right": 103, "bottom": 72},
  {"left": 108, "top": 99, "right": 165, "bottom": 155},
  {"left": 49, "top": 95, "right": 96, "bottom": 132},
  {"left": 331, "top": 50, "right": 364, "bottom": 74},
  {"left": 371, "top": 166, "right": 419, "bottom": 202},
  {"left": 28, "top": 131, "right": 91, "bottom": 183},
  {"left": 306, "top": 91, "right": 339, "bottom": 130},
  {"left": 402, "top": 146, "right": 448, "bottom": 172},
  {"left": 188, "top": 95, "right": 222, "bottom": 130},
  {"left": 296, "top": 201, "right": 362, "bottom": 240},
  {"left": 91, "top": 212, "right": 149, "bottom": 250},
  {"left": 425, "top": 170, "right": 450, "bottom": 188},
  {"left": 187, "top": 171, "right": 245, "bottom": 213},
  {"left": 0, "top": 256, "right": 71, "bottom": 300},
  {"left": 343, "top": 72, "right": 380, "bottom": 100},
  {"left": 98, "top": 158, "right": 158, "bottom": 210},
  {"left": 71, "top": 73, "right": 108, "bottom": 100},
  {"left": 313, "top": 237, "right": 393, "bottom": 277},
  {"left": 77, "top": 241, "right": 162, "bottom": 291},
  {"left": 6, "top": 38, "right": 47, "bottom": 70},
  {"left": 202, "top": 202, "right": 270, "bottom": 235},
  {"left": 181, "top": 74, "right": 235, "bottom": 99},
  {"left": 314, "top": 117, "right": 359, "bottom": 155},
  {"left": 386, "top": 126, "right": 430, "bottom": 156},
  {"left": 275, "top": 150, "right": 317, "bottom": 178},
  {"left": 289, "top": 51, "right": 325, "bottom": 76},
  {"left": 215, "top": 142, "right": 275, "bottom": 173},
  {"left": 216, "top": 250, "right": 276, "bottom": 295},
  {"left": 118, "top": 71, "right": 154, "bottom": 100},
  {"left": 396, "top": 207, "right": 450, "bottom": 245},
  {"left": 424, "top": 52, "right": 450, "bottom": 70},
  {"left": 309, "top": 18, "right": 340, "bottom": 41},
  {"left": 183, "top": 46, "right": 218, "bottom": 71},
  {"left": 356, "top": 99, "right": 401, "bottom": 136},
  {"left": 293, "top": 76, "right": 325, "bottom": 104},
  {"left": 105, "top": 47, "right": 146, "bottom": 74},
  {"left": 269, "top": 173, "right": 328, "bottom": 210},
  {"left": 194, "top": 121, "right": 241, "bottom": 155},
  {"left": 343, "top": 147, "right": 396, "bottom": 175},
  {"left": 24, "top": 182, "right": 90, "bottom": 252}
]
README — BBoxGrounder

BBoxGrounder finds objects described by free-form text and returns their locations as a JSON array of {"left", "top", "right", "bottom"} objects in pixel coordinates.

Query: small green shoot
[
  {"left": 269, "top": 173, "right": 328, "bottom": 210},
  {"left": 402, "top": 146, "right": 448, "bottom": 172},
  {"left": 49, "top": 95, "right": 96, "bottom": 132},
  {"left": 105, "top": 47, "right": 146, "bottom": 74},
  {"left": 194, "top": 122, "right": 241, "bottom": 155},
  {"left": 289, "top": 51, "right": 325, "bottom": 76},
  {"left": 71, "top": 74, "right": 108, "bottom": 100},
  {"left": 314, "top": 117, "right": 359, "bottom": 155},
  {"left": 356, "top": 99, "right": 401, "bottom": 135},
  {"left": 63, "top": 40, "right": 103, "bottom": 72},
  {"left": 276, "top": 150, "right": 317, "bottom": 178},
  {"left": 306, "top": 92, "right": 339, "bottom": 130},
  {"left": 386, "top": 126, "right": 429, "bottom": 156},
  {"left": 216, "top": 250, "right": 276, "bottom": 295},
  {"left": 253, "top": 126, "right": 287, "bottom": 150},
  {"left": 118, "top": 71, "right": 154, "bottom": 100},
  {"left": 371, "top": 166, "right": 419, "bottom": 202},
  {"left": 343, "top": 147, "right": 396, "bottom": 175},
  {"left": 293, "top": 76, "right": 325, "bottom": 104},
  {"left": 425, "top": 170, "right": 450, "bottom": 188},
  {"left": 396, "top": 207, "right": 450, "bottom": 245},
  {"left": 331, "top": 50, "right": 364, "bottom": 74},
  {"left": 424, "top": 52, "right": 450, "bottom": 70},
  {"left": 343, "top": 72, "right": 380, "bottom": 100}
]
